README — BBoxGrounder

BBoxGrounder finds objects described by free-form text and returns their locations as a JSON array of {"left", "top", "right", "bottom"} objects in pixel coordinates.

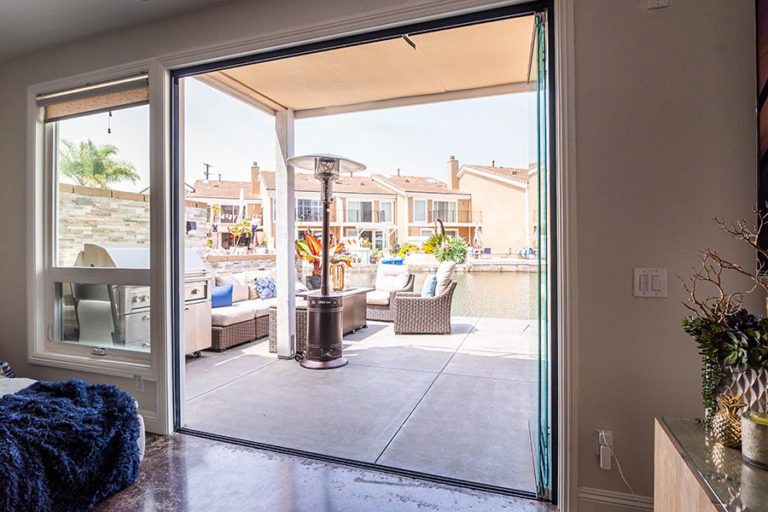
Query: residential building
[
  {"left": 256, "top": 167, "right": 398, "bottom": 250},
  {"left": 371, "top": 170, "right": 478, "bottom": 245},
  {"left": 187, "top": 166, "right": 263, "bottom": 248},
  {"left": 454, "top": 157, "right": 538, "bottom": 255}
]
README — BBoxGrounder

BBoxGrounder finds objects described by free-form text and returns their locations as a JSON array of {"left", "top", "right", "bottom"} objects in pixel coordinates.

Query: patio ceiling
[{"left": 197, "top": 15, "right": 536, "bottom": 118}]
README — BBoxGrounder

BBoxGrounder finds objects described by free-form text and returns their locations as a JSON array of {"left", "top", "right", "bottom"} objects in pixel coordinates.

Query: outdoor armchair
[
  {"left": 366, "top": 264, "right": 415, "bottom": 322},
  {"left": 393, "top": 280, "right": 457, "bottom": 334}
]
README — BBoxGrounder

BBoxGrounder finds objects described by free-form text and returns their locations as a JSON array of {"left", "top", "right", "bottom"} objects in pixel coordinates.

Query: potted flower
[{"left": 295, "top": 231, "right": 351, "bottom": 290}]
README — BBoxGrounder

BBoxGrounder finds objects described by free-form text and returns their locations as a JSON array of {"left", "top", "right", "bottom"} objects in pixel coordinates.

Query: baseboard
[
  {"left": 578, "top": 487, "right": 653, "bottom": 511},
  {"left": 138, "top": 410, "right": 159, "bottom": 434}
]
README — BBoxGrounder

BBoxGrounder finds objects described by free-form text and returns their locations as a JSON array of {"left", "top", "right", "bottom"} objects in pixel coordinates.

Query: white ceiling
[{"left": 0, "top": 0, "right": 231, "bottom": 61}]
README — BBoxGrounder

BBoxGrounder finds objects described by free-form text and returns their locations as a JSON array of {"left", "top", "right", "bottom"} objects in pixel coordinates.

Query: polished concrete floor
[
  {"left": 96, "top": 434, "right": 554, "bottom": 512},
  {"left": 183, "top": 317, "right": 540, "bottom": 493}
]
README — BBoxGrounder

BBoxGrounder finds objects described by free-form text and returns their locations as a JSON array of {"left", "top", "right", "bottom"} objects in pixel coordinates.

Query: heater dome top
[{"left": 287, "top": 154, "right": 366, "bottom": 175}]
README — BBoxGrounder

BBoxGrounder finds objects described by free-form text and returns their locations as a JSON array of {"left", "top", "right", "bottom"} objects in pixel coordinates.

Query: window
[
  {"left": 220, "top": 205, "right": 240, "bottom": 223},
  {"left": 413, "top": 199, "right": 427, "bottom": 223},
  {"left": 39, "top": 74, "right": 152, "bottom": 357},
  {"left": 344, "top": 227, "right": 358, "bottom": 237},
  {"left": 347, "top": 200, "right": 373, "bottom": 222},
  {"left": 379, "top": 201, "right": 393, "bottom": 223},
  {"left": 297, "top": 198, "right": 322, "bottom": 222},
  {"left": 420, "top": 228, "right": 434, "bottom": 237},
  {"left": 433, "top": 200, "right": 457, "bottom": 223}
]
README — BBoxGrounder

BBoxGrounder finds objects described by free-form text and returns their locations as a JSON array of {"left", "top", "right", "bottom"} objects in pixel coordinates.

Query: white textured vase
[{"left": 720, "top": 368, "right": 768, "bottom": 413}]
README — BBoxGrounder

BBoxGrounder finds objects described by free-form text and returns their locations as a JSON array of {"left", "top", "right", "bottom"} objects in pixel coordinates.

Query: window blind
[{"left": 37, "top": 74, "right": 149, "bottom": 122}]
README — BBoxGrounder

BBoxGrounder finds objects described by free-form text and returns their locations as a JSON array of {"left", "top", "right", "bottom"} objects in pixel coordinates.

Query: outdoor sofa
[{"left": 210, "top": 271, "right": 277, "bottom": 351}]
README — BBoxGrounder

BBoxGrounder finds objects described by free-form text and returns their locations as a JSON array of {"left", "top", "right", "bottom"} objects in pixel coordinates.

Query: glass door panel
[{"left": 532, "top": 11, "right": 551, "bottom": 499}]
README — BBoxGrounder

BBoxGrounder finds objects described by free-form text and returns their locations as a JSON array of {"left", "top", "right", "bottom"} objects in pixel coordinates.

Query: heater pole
[{"left": 320, "top": 180, "right": 332, "bottom": 296}]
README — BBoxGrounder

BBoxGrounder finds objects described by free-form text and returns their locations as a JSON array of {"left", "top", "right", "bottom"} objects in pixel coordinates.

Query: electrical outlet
[{"left": 596, "top": 429, "right": 614, "bottom": 470}]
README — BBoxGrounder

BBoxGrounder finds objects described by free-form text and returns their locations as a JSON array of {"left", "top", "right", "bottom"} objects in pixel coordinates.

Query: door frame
[{"left": 159, "top": 0, "right": 577, "bottom": 506}]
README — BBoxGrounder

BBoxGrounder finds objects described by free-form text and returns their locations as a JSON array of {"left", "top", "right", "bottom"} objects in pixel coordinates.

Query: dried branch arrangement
[{"left": 681, "top": 208, "right": 768, "bottom": 320}]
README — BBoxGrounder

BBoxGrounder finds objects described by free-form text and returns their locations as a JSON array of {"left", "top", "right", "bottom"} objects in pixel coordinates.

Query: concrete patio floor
[{"left": 183, "top": 316, "right": 541, "bottom": 494}]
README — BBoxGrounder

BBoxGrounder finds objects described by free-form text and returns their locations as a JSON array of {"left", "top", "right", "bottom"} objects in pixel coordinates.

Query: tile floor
[
  {"left": 96, "top": 434, "right": 556, "bottom": 512},
  {"left": 183, "top": 317, "right": 541, "bottom": 493}
]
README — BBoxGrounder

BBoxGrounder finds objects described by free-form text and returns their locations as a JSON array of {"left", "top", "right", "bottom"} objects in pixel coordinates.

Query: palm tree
[{"left": 58, "top": 139, "right": 140, "bottom": 188}]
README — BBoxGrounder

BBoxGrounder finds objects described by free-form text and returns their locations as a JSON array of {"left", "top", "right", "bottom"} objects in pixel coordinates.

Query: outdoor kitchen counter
[{"left": 654, "top": 417, "right": 768, "bottom": 511}]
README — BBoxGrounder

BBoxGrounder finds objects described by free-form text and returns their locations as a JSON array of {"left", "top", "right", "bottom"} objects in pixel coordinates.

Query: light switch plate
[
  {"left": 645, "top": 0, "right": 670, "bottom": 10},
  {"left": 634, "top": 268, "right": 667, "bottom": 297}
]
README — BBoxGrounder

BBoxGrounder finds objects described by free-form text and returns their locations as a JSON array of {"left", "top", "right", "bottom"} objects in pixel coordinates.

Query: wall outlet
[{"left": 597, "top": 429, "right": 613, "bottom": 470}]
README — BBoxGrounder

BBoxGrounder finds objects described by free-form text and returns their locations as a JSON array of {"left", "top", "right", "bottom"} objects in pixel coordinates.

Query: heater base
[{"left": 299, "top": 357, "right": 348, "bottom": 370}]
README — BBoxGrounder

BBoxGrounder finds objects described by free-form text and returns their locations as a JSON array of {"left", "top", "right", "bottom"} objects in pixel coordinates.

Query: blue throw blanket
[{"left": 0, "top": 380, "right": 141, "bottom": 512}]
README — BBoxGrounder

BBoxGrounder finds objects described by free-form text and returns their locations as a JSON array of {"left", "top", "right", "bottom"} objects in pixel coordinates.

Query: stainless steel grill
[{"left": 71, "top": 244, "right": 211, "bottom": 354}]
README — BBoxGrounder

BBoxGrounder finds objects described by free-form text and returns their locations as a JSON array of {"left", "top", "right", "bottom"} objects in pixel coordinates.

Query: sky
[{"left": 56, "top": 77, "right": 537, "bottom": 192}]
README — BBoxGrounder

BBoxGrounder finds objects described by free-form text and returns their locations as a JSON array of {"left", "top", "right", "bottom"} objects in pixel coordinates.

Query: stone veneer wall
[
  {"left": 58, "top": 184, "right": 299, "bottom": 279},
  {"left": 58, "top": 184, "right": 210, "bottom": 267}
]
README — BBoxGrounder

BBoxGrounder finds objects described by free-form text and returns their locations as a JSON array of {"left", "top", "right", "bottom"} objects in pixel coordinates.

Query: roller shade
[{"left": 38, "top": 74, "right": 149, "bottom": 122}]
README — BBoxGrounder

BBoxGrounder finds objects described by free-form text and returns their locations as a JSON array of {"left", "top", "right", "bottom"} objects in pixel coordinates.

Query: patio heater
[{"left": 287, "top": 154, "right": 366, "bottom": 369}]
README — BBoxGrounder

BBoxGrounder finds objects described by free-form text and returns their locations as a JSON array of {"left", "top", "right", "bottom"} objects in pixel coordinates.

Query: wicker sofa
[
  {"left": 393, "top": 280, "right": 457, "bottom": 334},
  {"left": 366, "top": 264, "right": 415, "bottom": 321},
  {"left": 209, "top": 270, "right": 283, "bottom": 351}
]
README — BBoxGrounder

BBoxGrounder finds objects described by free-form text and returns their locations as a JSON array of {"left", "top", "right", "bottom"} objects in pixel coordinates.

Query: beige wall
[
  {"left": 0, "top": 0, "right": 760, "bottom": 506},
  {"left": 459, "top": 172, "right": 528, "bottom": 253},
  {"left": 574, "top": 0, "right": 758, "bottom": 505}
]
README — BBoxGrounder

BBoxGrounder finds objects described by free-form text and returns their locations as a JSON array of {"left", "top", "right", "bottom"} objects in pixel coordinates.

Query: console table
[{"left": 655, "top": 417, "right": 768, "bottom": 511}]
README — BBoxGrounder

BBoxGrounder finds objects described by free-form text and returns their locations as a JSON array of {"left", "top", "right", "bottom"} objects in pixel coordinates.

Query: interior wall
[
  {"left": 573, "top": 0, "right": 757, "bottom": 503},
  {"left": 0, "top": 0, "right": 759, "bottom": 507}
]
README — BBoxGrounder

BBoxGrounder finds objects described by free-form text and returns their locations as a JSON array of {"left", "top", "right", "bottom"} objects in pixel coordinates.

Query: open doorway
[{"left": 173, "top": 4, "right": 554, "bottom": 500}]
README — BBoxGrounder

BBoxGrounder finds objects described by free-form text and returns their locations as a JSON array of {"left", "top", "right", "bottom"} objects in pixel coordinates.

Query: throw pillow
[
  {"left": 435, "top": 261, "right": 456, "bottom": 296},
  {"left": 421, "top": 274, "right": 438, "bottom": 297},
  {"left": 215, "top": 273, "right": 249, "bottom": 303},
  {"left": 255, "top": 275, "right": 277, "bottom": 300},
  {"left": 247, "top": 283, "right": 260, "bottom": 300},
  {"left": 211, "top": 284, "right": 233, "bottom": 308}
]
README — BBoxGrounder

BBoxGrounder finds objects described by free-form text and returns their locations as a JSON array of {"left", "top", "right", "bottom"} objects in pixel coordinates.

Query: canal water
[{"left": 345, "top": 269, "right": 538, "bottom": 320}]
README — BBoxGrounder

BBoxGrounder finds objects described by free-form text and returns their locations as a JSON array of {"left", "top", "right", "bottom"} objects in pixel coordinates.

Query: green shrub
[
  {"left": 397, "top": 242, "right": 419, "bottom": 258},
  {"left": 433, "top": 236, "right": 468, "bottom": 263}
]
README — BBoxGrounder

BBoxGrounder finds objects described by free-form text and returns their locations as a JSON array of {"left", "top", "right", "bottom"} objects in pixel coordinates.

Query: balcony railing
[
  {"left": 296, "top": 211, "right": 323, "bottom": 223},
  {"left": 429, "top": 209, "right": 482, "bottom": 223},
  {"left": 220, "top": 212, "right": 239, "bottom": 223},
  {"left": 345, "top": 210, "right": 392, "bottom": 223}
]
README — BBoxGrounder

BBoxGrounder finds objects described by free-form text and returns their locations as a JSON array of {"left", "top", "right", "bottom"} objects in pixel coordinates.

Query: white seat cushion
[
  {"left": 374, "top": 264, "right": 410, "bottom": 292},
  {"left": 211, "top": 301, "right": 262, "bottom": 326},
  {"left": 366, "top": 290, "right": 391, "bottom": 306},
  {"left": 435, "top": 261, "right": 456, "bottom": 296},
  {"left": 216, "top": 273, "right": 250, "bottom": 303}
]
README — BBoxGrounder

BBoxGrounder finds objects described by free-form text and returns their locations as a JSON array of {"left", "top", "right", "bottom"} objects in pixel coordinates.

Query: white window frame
[
  {"left": 413, "top": 198, "right": 427, "bottom": 223},
  {"left": 347, "top": 199, "right": 373, "bottom": 223},
  {"left": 296, "top": 198, "right": 322, "bottom": 222},
  {"left": 379, "top": 200, "right": 393, "bottom": 223},
  {"left": 433, "top": 199, "right": 458, "bottom": 223},
  {"left": 27, "top": 60, "right": 170, "bottom": 386}
]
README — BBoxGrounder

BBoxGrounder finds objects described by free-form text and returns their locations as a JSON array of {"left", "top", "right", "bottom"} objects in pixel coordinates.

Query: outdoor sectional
[{"left": 210, "top": 271, "right": 279, "bottom": 351}]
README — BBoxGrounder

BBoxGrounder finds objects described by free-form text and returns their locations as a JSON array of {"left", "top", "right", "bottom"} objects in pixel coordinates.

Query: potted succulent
[
  {"left": 295, "top": 230, "right": 351, "bottom": 290},
  {"left": 681, "top": 213, "right": 768, "bottom": 432}
]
